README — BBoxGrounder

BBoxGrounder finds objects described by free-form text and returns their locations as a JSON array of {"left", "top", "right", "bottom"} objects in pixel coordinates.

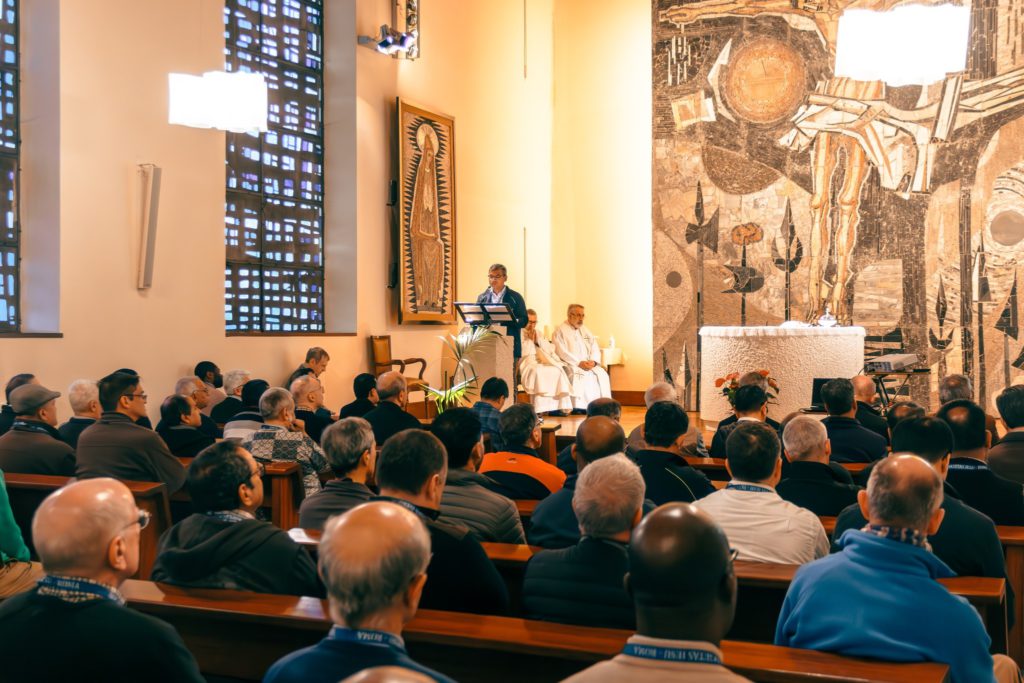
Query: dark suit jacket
[
  {"left": 833, "top": 481, "right": 1015, "bottom": 626},
  {"left": 855, "top": 402, "right": 889, "bottom": 444},
  {"left": 476, "top": 286, "right": 527, "bottom": 358},
  {"left": 946, "top": 457, "right": 1024, "bottom": 526},
  {"left": 528, "top": 474, "right": 656, "bottom": 549},
  {"left": 210, "top": 396, "right": 243, "bottom": 424},
  {"left": 522, "top": 537, "right": 634, "bottom": 629},
  {"left": 338, "top": 398, "right": 375, "bottom": 419},
  {"left": 712, "top": 416, "right": 781, "bottom": 458},
  {"left": 363, "top": 401, "right": 422, "bottom": 445},
  {"left": 822, "top": 416, "right": 887, "bottom": 463},
  {"left": 990, "top": 431, "right": 1024, "bottom": 485},
  {"left": 57, "top": 417, "right": 96, "bottom": 449},
  {"left": 776, "top": 461, "right": 861, "bottom": 516},
  {"left": 634, "top": 448, "right": 715, "bottom": 506}
]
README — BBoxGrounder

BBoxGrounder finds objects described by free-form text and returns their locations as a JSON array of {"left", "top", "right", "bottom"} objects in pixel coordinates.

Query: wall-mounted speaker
[
  {"left": 388, "top": 179, "right": 398, "bottom": 207},
  {"left": 137, "top": 163, "right": 162, "bottom": 289}
]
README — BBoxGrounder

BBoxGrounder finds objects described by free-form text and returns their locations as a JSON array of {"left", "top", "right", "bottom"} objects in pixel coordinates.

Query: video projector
[{"left": 864, "top": 353, "right": 919, "bottom": 373}]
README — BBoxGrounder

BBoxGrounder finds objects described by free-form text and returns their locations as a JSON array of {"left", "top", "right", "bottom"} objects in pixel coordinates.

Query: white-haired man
[
  {"left": 240, "top": 387, "right": 330, "bottom": 498},
  {"left": 0, "top": 478, "right": 204, "bottom": 682},
  {"left": 264, "top": 502, "right": 456, "bottom": 683},
  {"left": 625, "top": 381, "right": 708, "bottom": 459},
  {"left": 523, "top": 454, "right": 644, "bottom": 629},
  {"left": 58, "top": 379, "right": 101, "bottom": 448},
  {"left": 291, "top": 374, "right": 332, "bottom": 444},
  {"left": 163, "top": 376, "right": 221, "bottom": 438},
  {"left": 211, "top": 369, "right": 251, "bottom": 425},
  {"left": 777, "top": 416, "right": 861, "bottom": 516},
  {"left": 554, "top": 304, "right": 611, "bottom": 412}
]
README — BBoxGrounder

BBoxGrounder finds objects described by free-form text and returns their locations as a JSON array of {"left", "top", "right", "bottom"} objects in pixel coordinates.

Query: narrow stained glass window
[
  {"left": 0, "top": 0, "right": 19, "bottom": 332},
  {"left": 224, "top": 0, "right": 323, "bottom": 333}
]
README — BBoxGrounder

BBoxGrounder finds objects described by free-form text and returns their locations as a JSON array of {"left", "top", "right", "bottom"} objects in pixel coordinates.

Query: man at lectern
[{"left": 476, "top": 263, "right": 528, "bottom": 359}]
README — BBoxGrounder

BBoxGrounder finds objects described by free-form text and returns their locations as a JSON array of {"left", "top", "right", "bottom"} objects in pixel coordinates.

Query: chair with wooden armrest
[{"left": 370, "top": 336, "right": 429, "bottom": 405}]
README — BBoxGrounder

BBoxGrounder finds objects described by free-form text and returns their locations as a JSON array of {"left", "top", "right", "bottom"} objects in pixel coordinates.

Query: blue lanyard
[
  {"left": 949, "top": 461, "right": 987, "bottom": 472},
  {"left": 38, "top": 575, "right": 124, "bottom": 605},
  {"left": 623, "top": 643, "right": 722, "bottom": 664},
  {"left": 726, "top": 483, "right": 773, "bottom": 493},
  {"left": 205, "top": 510, "right": 251, "bottom": 523},
  {"left": 327, "top": 627, "right": 405, "bottom": 650}
]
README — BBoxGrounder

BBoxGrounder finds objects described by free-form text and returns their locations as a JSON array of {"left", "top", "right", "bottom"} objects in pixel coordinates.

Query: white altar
[{"left": 699, "top": 326, "right": 866, "bottom": 424}]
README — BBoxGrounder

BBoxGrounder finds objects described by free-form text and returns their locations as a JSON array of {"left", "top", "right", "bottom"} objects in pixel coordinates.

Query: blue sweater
[{"left": 775, "top": 530, "right": 995, "bottom": 683}]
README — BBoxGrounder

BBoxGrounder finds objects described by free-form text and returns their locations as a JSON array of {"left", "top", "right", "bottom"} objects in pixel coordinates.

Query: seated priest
[
  {"left": 523, "top": 454, "right": 642, "bottom": 629},
  {"left": 777, "top": 415, "right": 861, "bottom": 516},
  {"left": 553, "top": 304, "right": 610, "bottom": 412},
  {"left": 520, "top": 309, "right": 574, "bottom": 415},
  {"left": 152, "top": 441, "right": 322, "bottom": 597}
]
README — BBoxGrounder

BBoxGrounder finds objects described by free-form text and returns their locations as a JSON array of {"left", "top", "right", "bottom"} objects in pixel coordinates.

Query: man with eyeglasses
[
  {"left": 76, "top": 372, "right": 187, "bottom": 494},
  {"left": 0, "top": 478, "right": 204, "bottom": 682},
  {"left": 564, "top": 503, "right": 750, "bottom": 682},
  {"left": 475, "top": 263, "right": 528, "bottom": 361},
  {"left": 152, "top": 441, "right": 322, "bottom": 597},
  {"left": 159, "top": 376, "right": 221, "bottom": 439}
]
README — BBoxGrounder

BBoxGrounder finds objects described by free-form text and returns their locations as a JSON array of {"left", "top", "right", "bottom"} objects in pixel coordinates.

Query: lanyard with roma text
[
  {"left": 948, "top": 461, "right": 988, "bottom": 472},
  {"left": 327, "top": 627, "right": 404, "bottom": 650},
  {"left": 622, "top": 643, "right": 722, "bottom": 664},
  {"left": 725, "top": 483, "right": 773, "bottom": 493},
  {"left": 38, "top": 575, "right": 123, "bottom": 604}
]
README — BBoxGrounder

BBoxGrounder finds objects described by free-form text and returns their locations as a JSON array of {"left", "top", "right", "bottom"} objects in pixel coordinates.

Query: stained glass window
[
  {"left": 0, "top": 0, "right": 19, "bottom": 332},
  {"left": 224, "top": 0, "right": 323, "bottom": 333}
]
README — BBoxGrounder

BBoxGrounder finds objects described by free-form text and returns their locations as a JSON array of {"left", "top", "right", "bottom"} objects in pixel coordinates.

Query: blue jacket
[{"left": 775, "top": 530, "right": 995, "bottom": 683}]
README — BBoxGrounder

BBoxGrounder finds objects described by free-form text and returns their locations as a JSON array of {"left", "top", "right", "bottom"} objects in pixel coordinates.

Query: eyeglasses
[
  {"left": 121, "top": 509, "right": 151, "bottom": 532},
  {"left": 123, "top": 392, "right": 147, "bottom": 402},
  {"left": 241, "top": 461, "right": 266, "bottom": 488},
  {"left": 728, "top": 548, "right": 739, "bottom": 567},
  {"left": 487, "top": 274, "right": 506, "bottom": 280}
]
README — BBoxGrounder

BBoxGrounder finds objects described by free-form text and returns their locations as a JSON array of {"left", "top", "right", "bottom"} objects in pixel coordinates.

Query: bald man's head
[
  {"left": 341, "top": 667, "right": 435, "bottom": 683},
  {"left": 851, "top": 375, "right": 876, "bottom": 403},
  {"left": 319, "top": 502, "right": 431, "bottom": 628},
  {"left": 864, "top": 455, "right": 943, "bottom": 531},
  {"left": 377, "top": 371, "right": 407, "bottom": 403},
  {"left": 627, "top": 503, "right": 736, "bottom": 641},
  {"left": 33, "top": 478, "right": 141, "bottom": 580},
  {"left": 574, "top": 416, "right": 626, "bottom": 467}
]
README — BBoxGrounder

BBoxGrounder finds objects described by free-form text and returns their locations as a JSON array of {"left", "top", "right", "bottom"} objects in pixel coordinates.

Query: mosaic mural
[{"left": 653, "top": 0, "right": 1024, "bottom": 411}]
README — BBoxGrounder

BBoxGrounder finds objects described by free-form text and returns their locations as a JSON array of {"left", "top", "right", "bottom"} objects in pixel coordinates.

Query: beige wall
[
  {"left": 0, "top": 0, "right": 561, "bottom": 420},
  {"left": 551, "top": 0, "right": 652, "bottom": 390}
]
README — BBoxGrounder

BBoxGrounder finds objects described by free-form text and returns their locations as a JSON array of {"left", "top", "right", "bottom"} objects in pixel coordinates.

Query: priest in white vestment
[
  {"left": 520, "top": 309, "right": 575, "bottom": 414},
  {"left": 553, "top": 303, "right": 611, "bottom": 411}
]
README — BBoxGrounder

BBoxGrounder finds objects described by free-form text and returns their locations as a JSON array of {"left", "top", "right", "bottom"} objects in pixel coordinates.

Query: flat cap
[{"left": 9, "top": 384, "right": 60, "bottom": 415}]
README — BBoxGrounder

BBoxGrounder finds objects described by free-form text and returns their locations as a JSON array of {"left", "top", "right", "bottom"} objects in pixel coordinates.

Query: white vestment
[
  {"left": 520, "top": 332, "right": 575, "bottom": 413},
  {"left": 553, "top": 322, "right": 611, "bottom": 409}
]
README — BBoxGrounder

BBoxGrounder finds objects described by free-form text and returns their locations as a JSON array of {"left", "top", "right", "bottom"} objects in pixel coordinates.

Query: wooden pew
[
  {"left": 177, "top": 456, "right": 304, "bottom": 530},
  {"left": 4, "top": 473, "right": 171, "bottom": 580},
  {"left": 539, "top": 422, "right": 561, "bottom": 465},
  {"left": 998, "top": 525, "right": 1024, "bottom": 664},
  {"left": 686, "top": 457, "right": 869, "bottom": 479},
  {"left": 119, "top": 579, "right": 950, "bottom": 683}
]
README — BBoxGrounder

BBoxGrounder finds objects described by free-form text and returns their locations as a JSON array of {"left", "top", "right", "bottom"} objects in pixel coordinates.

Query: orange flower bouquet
[{"left": 713, "top": 369, "right": 780, "bottom": 405}]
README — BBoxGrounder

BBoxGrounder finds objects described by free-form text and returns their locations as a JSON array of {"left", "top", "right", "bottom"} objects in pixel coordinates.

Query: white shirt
[
  {"left": 485, "top": 287, "right": 507, "bottom": 304},
  {"left": 694, "top": 481, "right": 829, "bottom": 564}
]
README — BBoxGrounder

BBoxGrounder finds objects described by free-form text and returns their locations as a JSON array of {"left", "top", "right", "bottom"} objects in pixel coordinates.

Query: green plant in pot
[{"left": 426, "top": 326, "right": 500, "bottom": 413}]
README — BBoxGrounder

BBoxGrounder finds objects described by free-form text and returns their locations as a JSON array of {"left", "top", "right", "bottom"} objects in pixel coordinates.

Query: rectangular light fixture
[
  {"left": 168, "top": 71, "right": 268, "bottom": 133},
  {"left": 835, "top": 5, "right": 970, "bottom": 86}
]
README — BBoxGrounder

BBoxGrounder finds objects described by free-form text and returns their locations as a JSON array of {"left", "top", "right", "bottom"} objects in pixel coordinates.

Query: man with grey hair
[
  {"left": 777, "top": 455, "right": 1020, "bottom": 683},
  {"left": 364, "top": 371, "right": 421, "bottom": 445},
  {"left": 240, "top": 387, "right": 329, "bottom": 498},
  {"left": 554, "top": 303, "right": 611, "bottom": 412},
  {"left": 777, "top": 415, "right": 861, "bottom": 516},
  {"left": 716, "top": 371, "right": 782, "bottom": 431},
  {"left": 0, "top": 478, "right": 204, "bottom": 682},
  {"left": 291, "top": 374, "right": 332, "bottom": 444},
  {"left": 939, "top": 374, "right": 1000, "bottom": 446},
  {"left": 299, "top": 418, "right": 377, "bottom": 529},
  {"left": 264, "top": 502, "right": 455, "bottom": 683},
  {"left": 624, "top": 381, "right": 709, "bottom": 459},
  {"left": 0, "top": 384, "right": 76, "bottom": 476},
  {"left": 58, "top": 379, "right": 101, "bottom": 448},
  {"left": 161, "top": 376, "right": 220, "bottom": 438},
  {"left": 851, "top": 375, "right": 889, "bottom": 443},
  {"left": 211, "top": 369, "right": 251, "bottom": 424},
  {"left": 285, "top": 346, "right": 332, "bottom": 389},
  {"left": 523, "top": 454, "right": 643, "bottom": 629}
]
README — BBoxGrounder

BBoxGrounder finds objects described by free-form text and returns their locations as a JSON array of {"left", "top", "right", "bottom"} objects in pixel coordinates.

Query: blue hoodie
[{"left": 775, "top": 529, "right": 995, "bottom": 683}]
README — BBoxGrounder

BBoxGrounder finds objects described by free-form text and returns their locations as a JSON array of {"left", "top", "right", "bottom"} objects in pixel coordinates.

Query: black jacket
[
  {"left": 298, "top": 479, "right": 374, "bottom": 530},
  {"left": 374, "top": 496, "right": 508, "bottom": 615},
  {"left": 990, "top": 431, "right": 1024, "bottom": 485},
  {"left": 522, "top": 537, "right": 634, "bottom": 629},
  {"left": 711, "top": 416, "right": 782, "bottom": 458},
  {"left": 296, "top": 408, "right": 331, "bottom": 445},
  {"left": 634, "top": 448, "right": 715, "bottom": 506},
  {"left": 152, "top": 513, "right": 322, "bottom": 597},
  {"left": 822, "top": 416, "right": 887, "bottom": 463},
  {"left": 210, "top": 395, "right": 244, "bottom": 424},
  {"left": 364, "top": 401, "right": 422, "bottom": 445},
  {"left": 776, "top": 461, "right": 862, "bottom": 516},
  {"left": 0, "top": 405, "right": 14, "bottom": 437},
  {"left": 0, "top": 589, "right": 204, "bottom": 683},
  {"left": 833, "top": 481, "right": 1015, "bottom": 626},
  {"left": 339, "top": 397, "right": 376, "bottom": 419},
  {"left": 57, "top": 417, "right": 96, "bottom": 448},
  {"left": 946, "top": 457, "right": 1024, "bottom": 526},
  {"left": 476, "top": 286, "right": 528, "bottom": 357},
  {"left": 156, "top": 425, "right": 215, "bottom": 458},
  {"left": 528, "top": 474, "right": 656, "bottom": 549},
  {"left": 856, "top": 402, "right": 890, "bottom": 444},
  {"left": 0, "top": 420, "right": 76, "bottom": 476}
]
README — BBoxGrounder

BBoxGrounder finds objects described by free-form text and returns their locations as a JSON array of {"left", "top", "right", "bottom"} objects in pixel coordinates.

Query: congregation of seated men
[{"left": 0, "top": 354, "right": 1023, "bottom": 682}]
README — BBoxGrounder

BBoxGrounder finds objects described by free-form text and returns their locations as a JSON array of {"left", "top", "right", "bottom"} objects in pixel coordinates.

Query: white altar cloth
[{"left": 699, "top": 326, "right": 866, "bottom": 424}]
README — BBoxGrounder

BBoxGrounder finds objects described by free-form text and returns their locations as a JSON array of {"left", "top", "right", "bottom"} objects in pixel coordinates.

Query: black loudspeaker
[
  {"left": 388, "top": 262, "right": 398, "bottom": 289},
  {"left": 387, "top": 179, "right": 398, "bottom": 207}
]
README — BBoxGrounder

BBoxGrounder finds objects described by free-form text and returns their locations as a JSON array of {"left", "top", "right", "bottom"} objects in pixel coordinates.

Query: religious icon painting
[{"left": 396, "top": 98, "right": 457, "bottom": 324}]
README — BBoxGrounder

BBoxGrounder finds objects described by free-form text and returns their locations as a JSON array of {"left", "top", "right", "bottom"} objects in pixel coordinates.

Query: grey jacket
[{"left": 440, "top": 468, "right": 526, "bottom": 544}]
